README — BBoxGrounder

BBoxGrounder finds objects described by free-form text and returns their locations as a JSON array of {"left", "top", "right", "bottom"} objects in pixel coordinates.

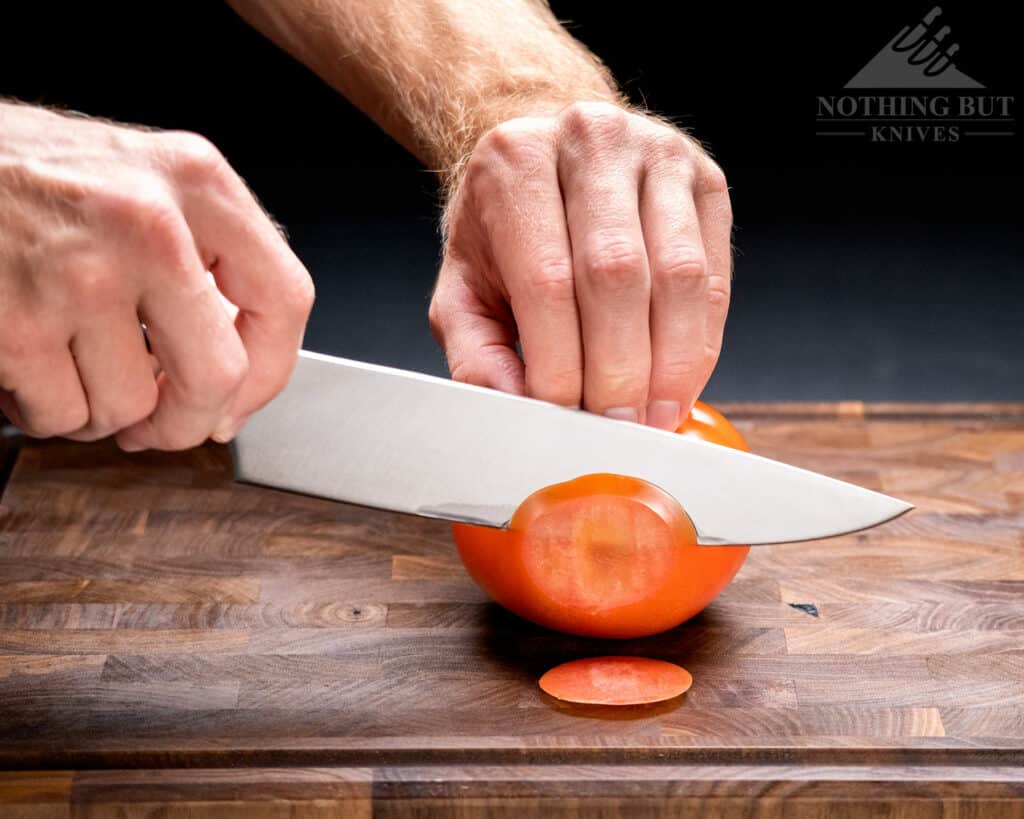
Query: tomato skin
[
  {"left": 452, "top": 401, "right": 751, "bottom": 638},
  {"left": 678, "top": 401, "right": 750, "bottom": 452}
]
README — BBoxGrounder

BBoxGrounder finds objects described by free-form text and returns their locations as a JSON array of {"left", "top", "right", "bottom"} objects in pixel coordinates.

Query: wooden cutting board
[{"left": 1, "top": 402, "right": 1022, "bottom": 817}]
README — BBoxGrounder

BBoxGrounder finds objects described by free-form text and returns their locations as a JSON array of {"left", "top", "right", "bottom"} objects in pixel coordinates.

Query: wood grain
[{"left": 1, "top": 404, "right": 1023, "bottom": 816}]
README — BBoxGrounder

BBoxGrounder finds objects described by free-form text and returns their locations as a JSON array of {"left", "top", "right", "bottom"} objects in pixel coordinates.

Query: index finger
[
  {"left": 181, "top": 159, "right": 314, "bottom": 437},
  {"left": 472, "top": 122, "right": 584, "bottom": 408}
]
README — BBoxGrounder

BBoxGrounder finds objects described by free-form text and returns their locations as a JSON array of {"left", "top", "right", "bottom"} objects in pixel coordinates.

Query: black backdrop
[{"left": 2, "top": 1, "right": 1021, "bottom": 399}]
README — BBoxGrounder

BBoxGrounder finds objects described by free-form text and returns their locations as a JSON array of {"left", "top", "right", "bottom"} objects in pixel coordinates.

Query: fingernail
[
  {"left": 209, "top": 419, "right": 239, "bottom": 444},
  {"left": 604, "top": 407, "right": 639, "bottom": 424},
  {"left": 117, "top": 434, "right": 145, "bottom": 453},
  {"left": 211, "top": 416, "right": 245, "bottom": 444},
  {"left": 646, "top": 400, "right": 681, "bottom": 431}
]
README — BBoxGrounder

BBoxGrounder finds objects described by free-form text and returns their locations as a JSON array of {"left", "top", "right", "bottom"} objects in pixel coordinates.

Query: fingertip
[
  {"left": 211, "top": 414, "right": 247, "bottom": 444},
  {"left": 646, "top": 399, "right": 680, "bottom": 431},
  {"left": 115, "top": 431, "right": 146, "bottom": 453}
]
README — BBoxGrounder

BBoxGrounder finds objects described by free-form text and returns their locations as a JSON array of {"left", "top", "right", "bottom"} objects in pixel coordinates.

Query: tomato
[{"left": 452, "top": 401, "right": 750, "bottom": 638}]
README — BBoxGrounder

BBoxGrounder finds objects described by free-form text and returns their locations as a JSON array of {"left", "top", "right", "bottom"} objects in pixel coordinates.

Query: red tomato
[{"left": 452, "top": 401, "right": 750, "bottom": 638}]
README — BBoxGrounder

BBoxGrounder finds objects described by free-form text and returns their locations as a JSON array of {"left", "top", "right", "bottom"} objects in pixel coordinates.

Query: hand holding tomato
[{"left": 453, "top": 401, "right": 749, "bottom": 638}]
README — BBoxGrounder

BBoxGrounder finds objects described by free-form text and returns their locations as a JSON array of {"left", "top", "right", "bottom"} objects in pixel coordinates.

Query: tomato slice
[{"left": 539, "top": 656, "right": 693, "bottom": 705}]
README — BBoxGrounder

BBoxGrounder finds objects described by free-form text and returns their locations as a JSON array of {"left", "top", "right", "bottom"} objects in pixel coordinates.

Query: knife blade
[{"left": 231, "top": 351, "right": 912, "bottom": 545}]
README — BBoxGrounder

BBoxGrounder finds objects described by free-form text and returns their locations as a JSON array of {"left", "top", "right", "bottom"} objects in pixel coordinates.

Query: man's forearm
[{"left": 226, "top": 0, "right": 622, "bottom": 185}]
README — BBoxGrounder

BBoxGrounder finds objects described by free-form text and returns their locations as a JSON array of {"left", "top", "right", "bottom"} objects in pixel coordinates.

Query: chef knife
[{"left": 232, "top": 350, "right": 912, "bottom": 545}]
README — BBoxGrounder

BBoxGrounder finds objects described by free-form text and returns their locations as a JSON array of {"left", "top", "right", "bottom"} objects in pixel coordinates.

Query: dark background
[{"left": 2, "top": 1, "right": 1020, "bottom": 400}]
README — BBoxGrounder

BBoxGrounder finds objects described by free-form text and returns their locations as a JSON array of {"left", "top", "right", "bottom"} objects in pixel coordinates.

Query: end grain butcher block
[{"left": 1, "top": 403, "right": 1023, "bottom": 817}]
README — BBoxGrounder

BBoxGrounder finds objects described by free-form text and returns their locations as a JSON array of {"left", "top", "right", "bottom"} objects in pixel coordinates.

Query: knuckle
[
  {"left": 468, "top": 122, "right": 553, "bottom": 196},
  {"left": 461, "top": 151, "right": 493, "bottom": 190},
  {"left": 427, "top": 296, "right": 450, "bottom": 344},
  {"left": 700, "top": 159, "right": 730, "bottom": 195},
  {"left": 427, "top": 277, "right": 473, "bottom": 348},
  {"left": 652, "top": 254, "right": 707, "bottom": 288},
  {"left": 136, "top": 197, "right": 189, "bottom": 256},
  {"left": 97, "top": 184, "right": 157, "bottom": 226},
  {"left": 707, "top": 273, "right": 731, "bottom": 309},
  {"left": 475, "top": 119, "right": 551, "bottom": 164},
  {"left": 63, "top": 256, "right": 120, "bottom": 307},
  {"left": 427, "top": 304, "right": 443, "bottom": 339},
  {"left": 647, "top": 127, "right": 694, "bottom": 162},
  {"left": 656, "top": 357, "right": 704, "bottom": 384},
  {"left": 526, "top": 257, "right": 576, "bottom": 300},
  {"left": 592, "top": 367, "right": 649, "bottom": 405},
  {"left": 581, "top": 241, "right": 648, "bottom": 292},
  {"left": 559, "top": 101, "right": 630, "bottom": 142},
  {"left": 102, "top": 188, "right": 190, "bottom": 263},
  {"left": 284, "top": 266, "right": 316, "bottom": 318},
  {"left": 447, "top": 356, "right": 474, "bottom": 385},
  {"left": 529, "top": 366, "right": 583, "bottom": 407},
  {"left": 163, "top": 131, "right": 230, "bottom": 181}
]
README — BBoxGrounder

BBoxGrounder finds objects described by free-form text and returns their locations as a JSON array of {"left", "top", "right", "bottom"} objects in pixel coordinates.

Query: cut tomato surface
[
  {"left": 539, "top": 656, "right": 693, "bottom": 705},
  {"left": 452, "top": 401, "right": 751, "bottom": 638}
]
